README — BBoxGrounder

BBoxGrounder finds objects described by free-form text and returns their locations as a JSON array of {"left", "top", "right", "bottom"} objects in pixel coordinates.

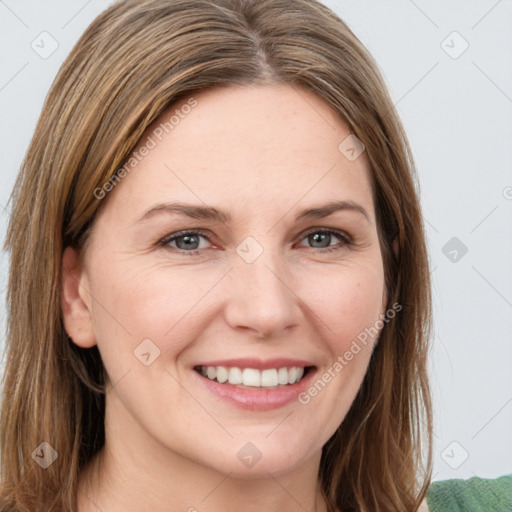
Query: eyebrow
[{"left": 137, "top": 200, "right": 370, "bottom": 224}]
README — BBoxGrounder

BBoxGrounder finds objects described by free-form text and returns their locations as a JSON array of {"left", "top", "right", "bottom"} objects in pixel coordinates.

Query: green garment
[{"left": 427, "top": 474, "right": 512, "bottom": 511}]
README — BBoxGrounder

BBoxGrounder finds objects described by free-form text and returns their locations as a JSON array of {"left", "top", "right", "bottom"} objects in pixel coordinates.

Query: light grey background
[{"left": 1, "top": 0, "right": 511, "bottom": 483}]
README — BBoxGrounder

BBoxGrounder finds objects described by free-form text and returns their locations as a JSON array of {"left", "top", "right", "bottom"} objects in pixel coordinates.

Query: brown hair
[{"left": 0, "top": 0, "right": 433, "bottom": 510}]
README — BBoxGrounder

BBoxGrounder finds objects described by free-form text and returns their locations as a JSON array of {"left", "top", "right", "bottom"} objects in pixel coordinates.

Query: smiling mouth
[{"left": 194, "top": 365, "right": 314, "bottom": 389}]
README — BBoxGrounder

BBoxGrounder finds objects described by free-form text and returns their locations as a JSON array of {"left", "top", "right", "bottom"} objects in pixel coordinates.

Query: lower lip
[{"left": 192, "top": 367, "right": 316, "bottom": 411}]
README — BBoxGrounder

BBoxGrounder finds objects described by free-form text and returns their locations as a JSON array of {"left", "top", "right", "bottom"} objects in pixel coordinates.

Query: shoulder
[{"left": 425, "top": 473, "right": 512, "bottom": 512}]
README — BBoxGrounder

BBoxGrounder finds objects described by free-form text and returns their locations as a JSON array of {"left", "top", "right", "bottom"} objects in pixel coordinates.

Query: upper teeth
[{"left": 198, "top": 366, "right": 305, "bottom": 387}]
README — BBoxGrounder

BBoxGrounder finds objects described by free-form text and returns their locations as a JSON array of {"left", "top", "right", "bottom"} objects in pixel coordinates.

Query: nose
[{"left": 223, "top": 251, "right": 301, "bottom": 339}]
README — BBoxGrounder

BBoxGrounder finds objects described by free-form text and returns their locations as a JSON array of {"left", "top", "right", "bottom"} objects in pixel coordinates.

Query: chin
[{"left": 190, "top": 435, "right": 319, "bottom": 479}]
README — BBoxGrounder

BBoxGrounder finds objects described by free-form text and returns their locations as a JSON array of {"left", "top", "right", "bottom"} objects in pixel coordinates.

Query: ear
[{"left": 61, "top": 246, "right": 97, "bottom": 348}]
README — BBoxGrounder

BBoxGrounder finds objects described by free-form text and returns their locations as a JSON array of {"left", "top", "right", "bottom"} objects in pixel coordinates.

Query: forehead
[{"left": 105, "top": 84, "right": 374, "bottom": 224}]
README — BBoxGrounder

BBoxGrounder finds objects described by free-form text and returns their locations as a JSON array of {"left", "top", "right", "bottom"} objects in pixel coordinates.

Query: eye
[
  {"left": 158, "top": 227, "right": 351, "bottom": 255},
  {"left": 296, "top": 228, "right": 351, "bottom": 253},
  {"left": 158, "top": 230, "right": 213, "bottom": 254}
]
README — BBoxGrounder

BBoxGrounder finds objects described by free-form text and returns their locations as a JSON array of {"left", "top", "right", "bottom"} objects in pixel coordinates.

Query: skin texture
[{"left": 62, "top": 84, "right": 388, "bottom": 512}]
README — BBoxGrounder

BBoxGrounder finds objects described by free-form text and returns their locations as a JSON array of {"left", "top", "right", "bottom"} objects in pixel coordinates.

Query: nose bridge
[{"left": 224, "top": 237, "right": 300, "bottom": 337}]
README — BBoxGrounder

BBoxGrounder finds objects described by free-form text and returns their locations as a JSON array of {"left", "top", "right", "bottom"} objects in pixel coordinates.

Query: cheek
[
  {"left": 299, "top": 257, "right": 385, "bottom": 349},
  {"left": 87, "top": 256, "right": 222, "bottom": 359},
  {"left": 291, "top": 262, "right": 385, "bottom": 442}
]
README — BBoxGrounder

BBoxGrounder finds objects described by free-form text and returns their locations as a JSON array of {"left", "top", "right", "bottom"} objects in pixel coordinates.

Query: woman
[{"left": 3, "top": 0, "right": 506, "bottom": 510}]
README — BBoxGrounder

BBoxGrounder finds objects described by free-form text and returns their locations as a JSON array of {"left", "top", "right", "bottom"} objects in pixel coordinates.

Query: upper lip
[{"left": 194, "top": 357, "right": 315, "bottom": 370}]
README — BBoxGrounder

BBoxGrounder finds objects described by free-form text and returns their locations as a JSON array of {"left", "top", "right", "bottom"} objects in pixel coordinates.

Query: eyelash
[{"left": 158, "top": 227, "right": 352, "bottom": 256}]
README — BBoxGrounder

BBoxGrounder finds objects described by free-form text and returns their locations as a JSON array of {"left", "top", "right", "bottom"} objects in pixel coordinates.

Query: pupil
[
  {"left": 178, "top": 235, "right": 199, "bottom": 250},
  {"left": 311, "top": 233, "right": 330, "bottom": 248}
]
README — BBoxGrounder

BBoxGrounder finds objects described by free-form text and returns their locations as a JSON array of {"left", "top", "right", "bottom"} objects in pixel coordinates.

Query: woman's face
[{"left": 63, "top": 84, "right": 387, "bottom": 478}]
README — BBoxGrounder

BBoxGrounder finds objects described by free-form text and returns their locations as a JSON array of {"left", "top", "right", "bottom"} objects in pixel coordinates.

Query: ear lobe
[{"left": 61, "top": 246, "right": 97, "bottom": 348}]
